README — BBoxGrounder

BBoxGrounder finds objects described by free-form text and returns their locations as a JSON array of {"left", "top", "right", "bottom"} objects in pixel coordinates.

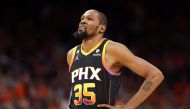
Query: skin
[{"left": 67, "top": 9, "right": 164, "bottom": 109}]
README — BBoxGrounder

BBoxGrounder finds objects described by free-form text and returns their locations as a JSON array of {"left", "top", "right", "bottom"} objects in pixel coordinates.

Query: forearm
[{"left": 124, "top": 72, "right": 164, "bottom": 109}]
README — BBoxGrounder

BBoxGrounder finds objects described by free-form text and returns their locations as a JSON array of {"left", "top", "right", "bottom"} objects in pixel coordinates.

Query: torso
[{"left": 68, "top": 38, "right": 122, "bottom": 109}]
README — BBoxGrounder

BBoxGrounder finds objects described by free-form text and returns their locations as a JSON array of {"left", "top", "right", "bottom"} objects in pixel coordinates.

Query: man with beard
[{"left": 67, "top": 9, "right": 164, "bottom": 109}]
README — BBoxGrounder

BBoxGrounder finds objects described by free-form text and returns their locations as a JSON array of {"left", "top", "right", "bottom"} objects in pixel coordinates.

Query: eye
[{"left": 88, "top": 17, "right": 93, "bottom": 21}]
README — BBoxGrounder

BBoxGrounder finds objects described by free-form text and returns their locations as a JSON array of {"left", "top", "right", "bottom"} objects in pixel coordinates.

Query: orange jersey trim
[
  {"left": 102, "top": 40, "right": 121, "bottom": 76},
  {"left": 69, "top": 46, "right": 77, "bottom": 71}
]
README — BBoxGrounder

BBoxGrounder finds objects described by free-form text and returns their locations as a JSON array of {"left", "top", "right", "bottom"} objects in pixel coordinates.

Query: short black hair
[{"left": 97, "top": 11, "right": 107, "bottom": 28}]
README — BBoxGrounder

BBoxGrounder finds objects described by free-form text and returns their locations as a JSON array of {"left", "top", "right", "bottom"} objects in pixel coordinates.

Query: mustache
[{"left": 73, "top": 27, "right": 88, "bottom": 40}]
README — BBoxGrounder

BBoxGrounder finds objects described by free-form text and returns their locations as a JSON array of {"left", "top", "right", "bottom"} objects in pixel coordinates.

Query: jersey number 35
[{"left": 74, "top": 83, "right": 96, "bottom": 105}]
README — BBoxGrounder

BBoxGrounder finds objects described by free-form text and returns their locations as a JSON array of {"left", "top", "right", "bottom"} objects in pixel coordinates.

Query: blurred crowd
[{"left": 0, "top": 0, "right": 189, "bottom": 109}]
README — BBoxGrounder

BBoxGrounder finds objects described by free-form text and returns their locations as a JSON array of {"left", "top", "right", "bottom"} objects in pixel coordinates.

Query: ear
[{"left": 98, "top": 25, "right": 106, "bottom": 34}]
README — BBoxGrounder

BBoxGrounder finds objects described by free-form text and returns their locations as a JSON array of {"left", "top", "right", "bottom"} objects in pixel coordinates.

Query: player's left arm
[{"left": 98, "top": 42, "right": 164, "bottom": 109}]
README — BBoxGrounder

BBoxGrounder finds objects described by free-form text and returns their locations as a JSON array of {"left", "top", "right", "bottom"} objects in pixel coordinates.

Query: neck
[{"left": 81, "top": 34, "right": 103, "bottom": 52}]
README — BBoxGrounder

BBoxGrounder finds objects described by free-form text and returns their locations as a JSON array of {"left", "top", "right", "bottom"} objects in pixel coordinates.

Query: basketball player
[{"left": 67, "top": 9, "right": 164, "bottom": 109}]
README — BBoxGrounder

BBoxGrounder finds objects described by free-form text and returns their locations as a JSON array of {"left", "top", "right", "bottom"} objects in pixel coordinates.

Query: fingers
[{"left": 97, "top": 104, "right": 113, "bottom": 108}]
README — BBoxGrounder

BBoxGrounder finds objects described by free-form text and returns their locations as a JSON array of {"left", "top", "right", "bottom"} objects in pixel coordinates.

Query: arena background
[{"left": 0, "top": 0, "right": 189, "bottom": 109}]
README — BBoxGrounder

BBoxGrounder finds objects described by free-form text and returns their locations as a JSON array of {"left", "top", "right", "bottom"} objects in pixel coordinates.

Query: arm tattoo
[{"left": 142, "top": 81, "right": 153, "bottom": 91}]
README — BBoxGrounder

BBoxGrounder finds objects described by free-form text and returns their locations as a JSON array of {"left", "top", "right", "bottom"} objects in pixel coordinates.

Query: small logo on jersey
[
  {"left": 93, "top": 49, "right": 101, "bottom": 56},
  {"left": 76, "top": 50, "right": 80, "bottom": 54},
  {"left": 74, "top": 50, "right": 80, "bottom": 61},
  {"left": 75, "top": 54, "right": 79, "bottom": 61},
  {"left": 96, "top": 49, "right": 100, "bottom": 53}
]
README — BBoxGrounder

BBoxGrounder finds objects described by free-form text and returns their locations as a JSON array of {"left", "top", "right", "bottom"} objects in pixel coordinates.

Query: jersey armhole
[
  {"left": 102, "top": 40, "right": 121, "bottom": 76},
  {"left": 69, "top": 46, "right": 77, "bottom": 71}
]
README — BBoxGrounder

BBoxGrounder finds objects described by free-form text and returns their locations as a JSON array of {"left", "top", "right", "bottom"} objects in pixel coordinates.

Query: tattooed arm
[{"left": 98, "top": 42, "right": 164, "bottom": 109}]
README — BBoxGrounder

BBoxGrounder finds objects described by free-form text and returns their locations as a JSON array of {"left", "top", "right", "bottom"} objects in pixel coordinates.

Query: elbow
[
  {"left": 147, "top": 70, "right": 164, "bottom": 83},
  {"left": 156, "top": 71, "right": 164, "bottom": 83}
]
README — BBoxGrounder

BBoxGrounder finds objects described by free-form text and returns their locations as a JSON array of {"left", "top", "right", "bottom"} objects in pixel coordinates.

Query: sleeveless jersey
[{"left": 69, "top": 38, "right": 121, "bottom": 109}]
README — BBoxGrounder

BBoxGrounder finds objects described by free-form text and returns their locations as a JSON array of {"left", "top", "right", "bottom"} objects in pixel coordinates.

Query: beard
[{"left": 73, "top": 28, "right": 88, "bottom": 40}]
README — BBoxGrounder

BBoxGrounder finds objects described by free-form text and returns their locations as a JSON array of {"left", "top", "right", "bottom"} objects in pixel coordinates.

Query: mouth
[{"left": 78, "top": 25, "right": 87, "bottom": 32}]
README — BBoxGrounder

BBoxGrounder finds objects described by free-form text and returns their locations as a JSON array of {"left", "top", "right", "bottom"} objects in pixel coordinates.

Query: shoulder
[
  {"left": 106, "top": 40, "right": 126, "bottom": 50},
  {"left": 106, "top": 40, "right": 130, "bottom": 55},
  {"left": 106, "top": 40, "right": 135, "bottom": 63},
  {"left": 67, "top": 46, "right": 78, "bottom": 66},
  {"left": 67, "top": 46, "right": 76, "bottom": 57}
]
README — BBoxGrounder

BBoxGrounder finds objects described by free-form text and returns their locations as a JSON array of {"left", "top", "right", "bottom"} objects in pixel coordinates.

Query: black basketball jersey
[{"left": 69, "top": 38, "right": 121, "bottom": 109}]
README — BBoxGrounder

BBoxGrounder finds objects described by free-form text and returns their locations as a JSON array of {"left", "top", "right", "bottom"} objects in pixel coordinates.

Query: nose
[{"left": 80, "top": 19, "right": 86, "bottom": 25}]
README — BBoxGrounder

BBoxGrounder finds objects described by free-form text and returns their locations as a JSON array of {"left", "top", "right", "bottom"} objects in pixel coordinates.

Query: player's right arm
[
  {"left": 67, "top": 48, "right": 73, "bottom": 67},
  {"left": 67, "top": 46, "right": 78, "bottom": 71}
]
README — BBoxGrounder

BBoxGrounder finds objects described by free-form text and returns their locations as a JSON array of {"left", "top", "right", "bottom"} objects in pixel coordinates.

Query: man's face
[{"left": 78, "top": 10, "right": 101, "bottom": 37}]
